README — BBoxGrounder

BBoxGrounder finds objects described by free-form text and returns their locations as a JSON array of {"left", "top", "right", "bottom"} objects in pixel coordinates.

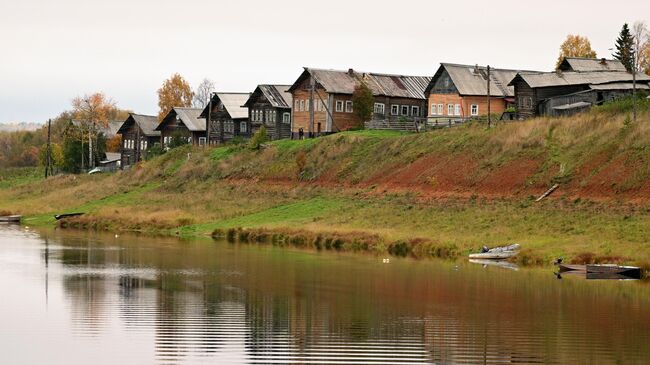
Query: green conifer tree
[{"left": 613, "top": 23, "right": 635, "bottom": 72}]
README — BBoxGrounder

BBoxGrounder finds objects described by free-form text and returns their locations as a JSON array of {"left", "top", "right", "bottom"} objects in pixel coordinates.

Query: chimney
[
  {"left": 348, "top": 68, "right": 354, "bottom": 76},
  {"left": 474, "top": 64, "right": 480, "bottom": 75},
  {"left": 600, "top": 58, "right": 607, "bottom": 65}
]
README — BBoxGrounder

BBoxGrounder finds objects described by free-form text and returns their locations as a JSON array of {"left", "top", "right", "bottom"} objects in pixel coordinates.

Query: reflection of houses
[
  {"left": 155, "top": 107, "right": 206, "bottom": 147},
  {"left": 288, "top": 68, "right": 430, "bottom": 136},
  {"left": 200, "top": 93, "right": 251, "bottom": 145},
  {"left": 117, "top": 113, "right": 161, "bottom": 167},
  {"left": 243, "top": 85, "right": 292, "bottom": 141},
  {"left": 424, "top": 63, "right": 533, "bottom": 120},
  {"left": 509, "top": 58, "right": 650, "bottom": 119}
]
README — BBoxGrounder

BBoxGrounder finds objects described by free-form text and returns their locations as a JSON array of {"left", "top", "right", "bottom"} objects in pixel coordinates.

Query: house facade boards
[
  {"left": 117, "top": 113, "right": 161, "bottom": 167},
  {"left": 243, "top": 85, "right": 292, "bottom": 140},
  {"left": 200, "top": 93, "right": 250, "bottom": 144},
  {"left": 509, "top": 58, "right": 650, "bottom": 119},
  {"left": 288, "top": 68, "right": 430, "bottom": 137},
  {"left": 155, "top": 107, "right": 206, "bottom": 146},
  {"left": 425, "top": 63, "right": 529, "bottom": 120}
]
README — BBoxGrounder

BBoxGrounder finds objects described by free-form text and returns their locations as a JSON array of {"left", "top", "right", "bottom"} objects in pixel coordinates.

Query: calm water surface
[{"left": 0, "top": 225, "right": 649, "bottom": 364}]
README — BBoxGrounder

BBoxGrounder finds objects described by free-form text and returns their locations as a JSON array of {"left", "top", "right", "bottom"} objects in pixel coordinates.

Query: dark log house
[
  {"left": 200, "top": 92, "right": 250, "bottom": 144},
  {"left": 117, "top": 113, "right": 161, "bottom": 167},
  {"left": 243, "top": 85, "right": 292, "bottom": 140},
  {"left": 155, "top": 107, "right": 206, "bottom": 147}
]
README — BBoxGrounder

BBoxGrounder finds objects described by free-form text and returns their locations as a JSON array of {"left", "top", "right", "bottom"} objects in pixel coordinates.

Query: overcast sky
[{"left": 1, "top": 0, "right": 648, "bottom": 123}]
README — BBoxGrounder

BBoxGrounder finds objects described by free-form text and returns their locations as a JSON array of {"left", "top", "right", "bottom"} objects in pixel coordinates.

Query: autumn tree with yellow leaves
[
  {"left": 556, "top": 35, "right": 597, "bottom": 69},
  {"left": 157, "top": 73, "right": 194, "bottom": 121}
]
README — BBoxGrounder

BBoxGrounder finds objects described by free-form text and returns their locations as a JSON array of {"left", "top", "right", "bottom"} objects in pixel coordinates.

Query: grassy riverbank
[{"left": 2, "top": 100, "right": 650, "bottom": 267}]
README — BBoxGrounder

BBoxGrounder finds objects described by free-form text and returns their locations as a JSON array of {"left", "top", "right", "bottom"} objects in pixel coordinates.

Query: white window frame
[
  {"left": 471, "top": 104, "right": 479, "bottom": 116},
  {"left": 345, "top": 100, "right": 353, "bottom": 113},
  {"left": 374, "top": 103, "right": 385, "bottom": 114},
  {"left": 438, "top": 104, "right": 444, "bottom": 115},
  {"left": 411, "top": 106, "right": 420, "bottom": 117},
  {"left": 295, "top": 100, "right": 299, "bottom": 110},
  {"left": 336, "top": 100, "right": 344, "bottom": 112},
  {"left": 300, "top": 100, "right": 305, "bottom": 112},
  {"left": 391, "top": 105, "right": 399, "bottom": 116},
  {"left": 283, "top": 112, "right": 291, "bottom": 124},
  {"left": 448, "top": 104, "right": 454, "bottom": 116},
  {"left": 198, "top": 137, "right": 207, "bottom": 146},
  {"left": 455, "top": 104, "right": 461, "bottom": 116},
  {"left": 401, "top": 105, "right": 409, "bottom": 116},
  {"left": 431, "top": 104, "right": 437, "bottom": 115},
  {"left": 240, "top": 121, "right": 247, "bottom": 133}
]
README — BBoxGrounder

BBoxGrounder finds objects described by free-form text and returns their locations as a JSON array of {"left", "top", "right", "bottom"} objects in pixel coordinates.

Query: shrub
[{"left": 249, "top": 125, "right": 268, "bottom": 150}]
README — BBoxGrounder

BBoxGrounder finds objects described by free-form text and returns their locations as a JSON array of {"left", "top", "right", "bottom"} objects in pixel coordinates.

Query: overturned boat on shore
[{"left": 469, "top": 244, "right": 520, "bottom": 260}]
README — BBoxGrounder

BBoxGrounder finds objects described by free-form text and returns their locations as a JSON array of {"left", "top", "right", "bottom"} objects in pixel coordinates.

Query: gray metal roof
[
  {"left": 174, "top": 107, "right": 206, "bottom": 132},
  {"left": 258, "top": 85, "right": 292, "bottom": 108},
  {"left": 559, "top": 57, "right": 627, "bottom": 72},
  {"left": 217, "top": 92, "right": 250, "bottom": 119},
  {"left": 553, "top": 101, "right": 592, "bottom": 111},
  {"left": 290, "top": 68, "right": 431, "bottom": 99},
  {"left": 510, "top": 71, "right": 650, "bottom": 88},
  {"left": 118, "top": 113, "right": 161, "bottom": 137},
  {"left": 432, "top": 63, "right": 535, "bottom": 97}
]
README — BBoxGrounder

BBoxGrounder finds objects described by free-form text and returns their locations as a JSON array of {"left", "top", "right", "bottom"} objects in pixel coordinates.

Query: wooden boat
[
  {"left": 469, "top": 244, "right": 520, "bottom": 260},
  {"left": 469, "top": 251, "right": 518, "bottom": 260},
  {"left": 586, "top": 264, "right": 641, "bottom": 278},
  {"left": 586, "top": 272, "right": 639, "bottom": 280},
  {"left": 0, "top": 215, "right": 22, "bottom": 223},
  {"left": 558, "top": 264, "right": 587, "bottom": 273},
  {"left": 54, "top": 213, "right": 84, "bottom": 220}
]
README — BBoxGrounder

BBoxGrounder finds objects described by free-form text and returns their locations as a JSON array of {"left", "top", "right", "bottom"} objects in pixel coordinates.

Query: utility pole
[
  {"left": 45, "top": 119, "right": 52, "bottom": 178},
  {"left": 309, "top": 77, "right": 315, "bottom": 137},
  {"left": 487, "top": 65, "right": 492, "bottom": 128},
  {"left": 206, "top": 93, "right": 213, "bottom": 145},
  {"left": 633, "top": 49, "right": 637, "bottom": 123}
]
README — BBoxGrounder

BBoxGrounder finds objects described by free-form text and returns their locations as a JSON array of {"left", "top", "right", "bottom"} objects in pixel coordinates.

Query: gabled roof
[
  {"left": 558, "top": 57, "right": 627, "bottom": 72},
  {"left": 426, "top": 63, "right": 537, "bottom": 97},
  {"left": 117, "top": 113, "right": 160, "bottom": 137},
  {"left": 508, "top": 70, "right": 650, "bottom": 88},
  {"left": 288, "top": 68, "right": 431, "bottom": 100},
  {"left": 155, "top": 107, "right": 206, "bottom": 132},
  {"left": 245, "top": 85, "right": 292, "bottom": 108},
  {"left": 216, "top": 92, "right": 250, "bottom": 119}
]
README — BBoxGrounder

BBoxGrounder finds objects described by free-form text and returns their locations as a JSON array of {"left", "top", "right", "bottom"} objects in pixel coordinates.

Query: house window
[
  {"left": 455, "top": 104, "right": 461, "bottom": 116},
  {"left": 295, "top": 100, "right": 299, "bottom": 110},
  {"left": 411, "top": 106, "right": 420, "bottom": 117},
  {"left": 471, "top": 104, "right": 479, "bottom": 116},
  {"left": 448, "top": 104, "right": 454, "bottom": 116},
  {"left": 241, "top": 122, "right": 247, "bottom": 133},
  {"left": 391, "top": 105, "right": 399, "bottom": 116},
  {"left": 336, "top": 100, "right": 344, "bottom": 112},
  {"left": 300, "top": 100, "right": 305, "bottom": 112},
  {"left": 306, "top": 100, "right": 310, "bottom": 112},
  {"left": 438, "top": 104, "right": 444, "bottom": 115},
  {"left": 401, "top": 105, "right": 409, "bottom": 116},
  {"left": 199, "top": 137, "right": 207, "bottom": 145},
  {"left": 374, "top": 103, "right": 385, "bottom": 114},
  {"left": 283, "top": 112, "right": 291, "bottom": 124},
  {"left": 345, "top": 100, "right": 353, "bottom": 113},
  {"left": 431, "top": 104, "right": 437, "bottom": 115}
]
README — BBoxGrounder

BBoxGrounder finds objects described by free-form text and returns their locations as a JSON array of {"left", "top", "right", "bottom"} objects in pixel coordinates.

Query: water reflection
[{"left": 0, "top": 225, "right": 648, "bottom": 364}]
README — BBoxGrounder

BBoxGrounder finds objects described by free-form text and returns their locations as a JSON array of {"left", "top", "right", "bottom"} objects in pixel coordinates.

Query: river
[{"left": 0, "top": 225, "right": 648, "bottom": 364}]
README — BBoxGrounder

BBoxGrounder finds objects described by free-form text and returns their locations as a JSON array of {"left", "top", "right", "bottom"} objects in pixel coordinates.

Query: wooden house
[
  {"left": 287, "top": 68, "right": 430, "bottom": 137},
  {"left": 424, "top": 63, "right": 535, "bottom": 121},
  {"left": 116, "top": 113, "right": 161, "bottom": 167},
  {"left": 243, "top": 85, "right": 292, "bottom": 140},
  {"left": 509, "top": 58, "right": 650, "bottom": 119},
  {"left": 200, "top": 93, "right": 250, "bottom": 144},
  {"left": 155, "top": 107, "right": 206, "bottom": 147}
]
